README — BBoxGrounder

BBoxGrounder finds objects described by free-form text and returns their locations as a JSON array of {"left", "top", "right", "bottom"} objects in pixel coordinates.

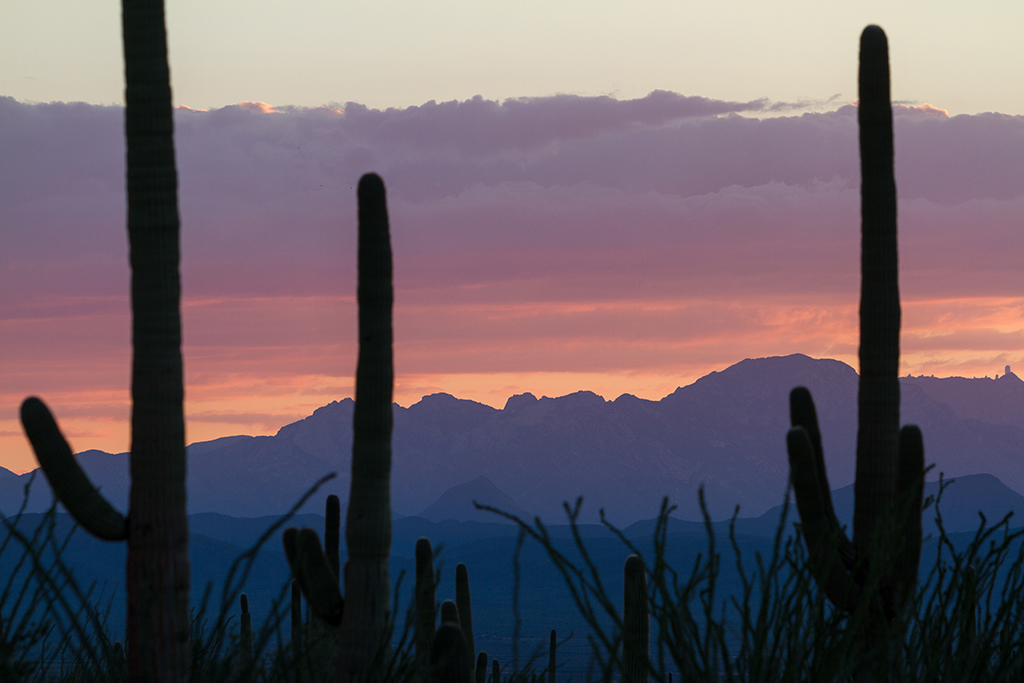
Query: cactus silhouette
[
  {"left": 18, "top": 0, "right": 190, "bottom": 679},
  {"left": 622, "top": 555, "right": 649, "bottom": 683},
  {"left": 338, "top": 172, "right": 394, "bottom": 683},
  {"left": 455, "top": 562, "right": 475, "bottom": 675},
  {"left": 283, "top": 527, "right": 344, "bottom": 626},
  {"left": 325, "top": 494, "right": 342, "bottom": 582},
  {"left": 283, "top": 173, "right": 393, "bottom": 682},
  {"left": 240, "top": 594, "right": 253, "bottom": 666},
  {"left": 785, "top": 25, "right": 924, "bottom": 680},
  {"left": 491, "top": 659, "right": 500, "bottom": 683},
  {"left": 440, "top": 599, "right": 460, "bottom": 626},
  {"left": 415, "top": 538, "right": 437, "bottom": 666},
  {"left": 430, "top": 622, "right": 471, "bottom": 683},
  {"left": 475, "top": 652, "right": 488, "bottom": 683}
]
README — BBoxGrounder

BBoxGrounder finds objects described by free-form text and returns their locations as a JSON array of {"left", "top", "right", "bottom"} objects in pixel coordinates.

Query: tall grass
[
  {"left": 5, "top": 474, "right": 1024, "bottom": 682},
  {"left": 480, "top": 476, "right": 1024, "bottom": 683}
]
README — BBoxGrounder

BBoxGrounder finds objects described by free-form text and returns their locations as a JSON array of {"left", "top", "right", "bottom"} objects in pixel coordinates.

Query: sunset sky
[{"left": 2, "top": 1, "right": 1024, "bottom": 473}]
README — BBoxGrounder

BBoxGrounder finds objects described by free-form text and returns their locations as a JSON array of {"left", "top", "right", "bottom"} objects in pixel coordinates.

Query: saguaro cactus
[
  {"left": 430, "top": 623, "right": 470, "bottom": 683},
  {"left": 326, "top": 494, "right": 342, "bottom": 582},
  {"left": 785, "top": 25, "right": 924, "bottom": 679},
  {"left": 19, "top": 0, "right": 190, "bottom": 680},
  {"left": 338, "top": 172, "right": 394, "bottom": 683},
  {"left": 475, "top": 652, "right": 488, "bottom": 683},
  {"left": 622, "top": 555, "right": 649, "bottom": 683},
  {"left": 283, "top": 174, "right": 394, "bottom": 682},
  {"left": 240, "top": 594, "right": 253, "bottom": 666},
  {"left": 455, "top": 563, "right": 475, "bottom": 674},
  {"left": 415, "top": 538, "right": 437, "bottom": 666}
]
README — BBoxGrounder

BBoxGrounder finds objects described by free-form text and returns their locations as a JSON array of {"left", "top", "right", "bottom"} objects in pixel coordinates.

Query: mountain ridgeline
[{"left": 3, "top": 354, "right": 1024, "bottom": 524}]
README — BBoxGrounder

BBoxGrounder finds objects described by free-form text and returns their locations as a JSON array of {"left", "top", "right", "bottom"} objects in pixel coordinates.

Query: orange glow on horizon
[{"left": 2, "top": 294, "right": 1022, "bottom": 475}]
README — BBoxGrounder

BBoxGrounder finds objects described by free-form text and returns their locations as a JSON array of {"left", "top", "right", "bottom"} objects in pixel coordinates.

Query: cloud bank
[{"left": 2, "top": 92, "right": 1023, "bottom": 471}]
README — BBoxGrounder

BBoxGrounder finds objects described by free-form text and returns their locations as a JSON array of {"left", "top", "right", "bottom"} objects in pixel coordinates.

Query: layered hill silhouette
[{"left": 3, "top": 354, "right": 1024, "bottom": 523}]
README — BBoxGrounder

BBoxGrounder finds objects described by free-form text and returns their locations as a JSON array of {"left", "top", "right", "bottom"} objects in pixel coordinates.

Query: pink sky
[{"left": 2, "top": 93, "right": 1023, "bottom": 473}]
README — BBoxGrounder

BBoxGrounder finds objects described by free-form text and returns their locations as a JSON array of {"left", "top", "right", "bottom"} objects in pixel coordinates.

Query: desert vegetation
[{"left": 2, "top": 2, "right": 1023, "bottom": 681}]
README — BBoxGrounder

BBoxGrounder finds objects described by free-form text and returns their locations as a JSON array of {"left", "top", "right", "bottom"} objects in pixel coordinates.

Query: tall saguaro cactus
[
  {"left": 284, "top": 174, "right": 394, "bottom": 683},
  {"left": 622, "top": 555, "right": 649, "bottom": 683},
  {"left": 786, "top": 25, "right": 924, "bottom": 679},
  {"left": 19, "top": 0, "right": 190, "bottom": 681},
  {"left": 339, "top": 173, "right": 394, "bottom": 682}
]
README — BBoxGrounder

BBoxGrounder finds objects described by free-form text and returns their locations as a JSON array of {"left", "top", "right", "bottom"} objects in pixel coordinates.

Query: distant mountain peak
[
  {"left": 503, "top": 392, "right": 538, "bottom": 411},
  {"left": 418, "top": 476, "right": 531, "bottom": 524},
  {"left": 541, "top": 390, "right": 607, "bottom": 405}
]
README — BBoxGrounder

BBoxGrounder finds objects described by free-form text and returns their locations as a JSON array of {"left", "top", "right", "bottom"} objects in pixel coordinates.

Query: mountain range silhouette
[{"left": 3, "top": 353, "right": 1023, "bottom": 523}]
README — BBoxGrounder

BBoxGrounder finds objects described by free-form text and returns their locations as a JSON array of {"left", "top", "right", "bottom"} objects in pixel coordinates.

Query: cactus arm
[
  {"left": 440, "top": 599, "right": 460, "bottom": 625},
  {"left": 787, "top": 427, "right": 861, "bottom": 612},
  {"left": 20, "top": 398, "right": 127, "bottom": 541},
  {"left": 891, "top": 425, "right": 924, "bottom": 611},
  {"left": 622, "top": 555, "right": 649, "bottom": 683},
  {"left": 415, "top": 538, "right": 437, "bottom": 665},
  {"left": 789, "top": 387, "right": 855, "bottom": 567},
  {"left": 282, "top": 527, "right": 344, "bottom": 627},
  {"left": 430, "top": 623, "right": 471, "bottom": 683},
  {"left": 340, "top": 172, "right": 394, "bottom": 682},
  {"left": 476, "top": 652, "right": 488, "bottom": 683},
  {"left": 491, "top": 659, "right": 500, "bottom": 683},
  {"left": 456, "top": 563, "right": 475, "bottom": 670},
  {"left": 853, "top": 24, "right": 901, "bottom": 564},
  {"left": 326, "top": 494, "right": 341, "bottom": 582}
]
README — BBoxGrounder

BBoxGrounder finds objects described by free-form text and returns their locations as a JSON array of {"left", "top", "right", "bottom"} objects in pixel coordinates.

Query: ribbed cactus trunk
[
  {"left": 19, "top": 0, "right": 189, "bottom": 677},
  {"left": 456, "top": 563, "right": 475, "bottom": 677},
  {"left": 854, "top": 22, "right": 901, "bottom": 582},
  {"left": 338, "top": 173, "right": 394, "bottom": 683},
  {"left": 622, "top": 555, "right": 649, "bottom": 683},
  {"left": 785, "top": 25, "right": 924, "bottom": 683},
  {"left": 240, "top": 594, "right": 253, "bottom": 666},
  {"left": 122, "top": 2, "right": 190, "bottom": 680},
  {"left": 415, "top": 538, "right": 437, "bottom": 667}
]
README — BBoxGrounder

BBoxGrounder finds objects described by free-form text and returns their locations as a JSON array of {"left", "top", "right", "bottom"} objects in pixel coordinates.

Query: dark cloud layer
[{"left": 3, "top": 94, "right": 1022, "bottom": 302}]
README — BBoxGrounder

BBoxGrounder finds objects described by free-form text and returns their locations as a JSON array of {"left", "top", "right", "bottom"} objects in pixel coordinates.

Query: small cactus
[
  {"left": 440, "top": 599, "right": 460, "bottom": 626},
  {"left": 475, "top": 652, "right": 488, "bottom": 683},
  {"left": 240, "top": 593, "right": 253, "bottom": 665},
  {"left": 491, "top": 659, "right": 500, "bottom": 683},
  {"left": 326, "top": 494, "right": 342, "bottom": 582},
  {"left": 416, "top": 538, "right": 437, "bottom": 665},
  {"left": 430, "top": 623, "right": 471, "bottom": 683},
  {"left": 456, "top": 563, "right": 475, "bottom": 672},
  {"left": 283, "top": 527, "right": 344, "bottom": 626},
  {"left": 622, "top": 555, "right": 649, "bottom": 683}
]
